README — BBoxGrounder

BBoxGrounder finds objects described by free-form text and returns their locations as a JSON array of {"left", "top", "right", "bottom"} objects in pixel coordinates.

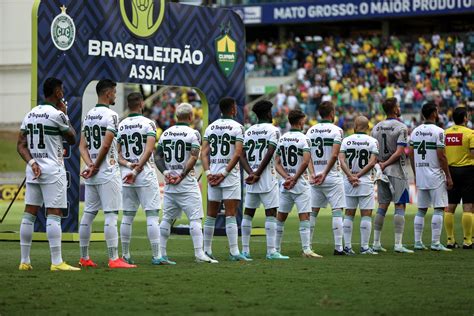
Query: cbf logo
[
  {"left": 51, "top": 5, "right": 75, "bottom": 51},
  {"left": 119, "top": 0, "right": 165, "bottom": 38},
  {"left": 215, "top": 22, "right": 237, "bottom": 78}
]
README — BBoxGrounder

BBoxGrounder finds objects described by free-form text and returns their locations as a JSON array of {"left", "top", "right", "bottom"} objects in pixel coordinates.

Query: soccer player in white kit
[
  {"left": 339, "top": 116, "right": 379, "bottom": 255},
  {"left": 156, "top": 103, "right": 217, "bottom": 264},
  {"left": 239, "top": 100, "right": 289, "bottom": 260},
  {"left": 306, "top": 101, "right": 346, "bottom": 256},
  {"left": 78, "top": 79, "right": 136, "bottom": 268},
  {"left": 275, "top": 110, "right": 322, "bottom": 258},
  {"left": 117, "top": 93, "right": 165, "bottom": 265},
  {"left": 408, "top": 102, "right": 453, "bottom": 251},
  {"left": 18, "top": 77, "right": 80, "bottom": 271},
  {"left": 371, "top": 98, "right": 413, "bottom": 253},
  {"left": 201, "top": 97, "right": 251, "bottom": 261}
]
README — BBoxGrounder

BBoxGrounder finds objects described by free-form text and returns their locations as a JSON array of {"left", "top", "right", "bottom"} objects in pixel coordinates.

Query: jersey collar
[
  {"left": 42, "top": 102, "right": 56, "bottom": 108},
  {"left": 423, "top": 121, "right": 435, "bottom": 125},
  {"left": 354, "top": 132, "right": 366, "bottom": 135},
  {"left": 319, "top": 120, "right": 332, "bottom": 123},
  {"left": 258, "top": 120, "right": 271, "bottom": 124},
  {"left": 221, "top": 115, "right": 234, "bottom": 120},
  {"left": 96, "top": 104, "right": 109, "bottom": 108},
  {"left": 290, "top": 128, "right": 302, "bottom": 132},
  {"left": 176, "top": 122, "right": 190, "bottom": 126},
  {"left": 128, "top": 113, "right": 142, "bottom": 117}
]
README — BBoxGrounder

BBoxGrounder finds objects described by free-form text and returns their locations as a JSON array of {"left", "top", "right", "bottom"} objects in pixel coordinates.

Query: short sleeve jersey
[
  {"left": 276, "top": 129, "right": 311, "bottom": 194},
  {"left": 20, "top": 103, "right": 70, "bottom": 184},
  {"left": 244, "top": 122, "right": 280, "bottom": 193},
  {"left": 340, "top": 133, "right": 379, "bottom": 196},
  {"left": 203, "top": 117, "right": 244, "bottom": 188},
  {"left": 409, "top": 123, "right": 446, "bottom": 189},
  {"left": 371, "top": 118, "right": 409, "bottom": 179},
  {"left": 306, "top": 121, "right": 344, "bottom": 185},
  {"left": 117, "top": 114, "right": 157, "bottom": 187},
  {"left": 445, "top": 124, "right": 474, "bottom": 167},
  {"left": 158, "top": 123, "right": 201, "bottom": 193},
  {"left": 82, "top": 104, "right": 120, "bottom": 185}
]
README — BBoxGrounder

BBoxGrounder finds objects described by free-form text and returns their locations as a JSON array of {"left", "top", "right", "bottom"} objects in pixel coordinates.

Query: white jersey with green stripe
[
  {"left": 276, "top": 129, "right": 311, "bottom": 194},
  {"left": 340, "top": 133, "right": 379, "bottom": 194},
  {"left": 158, "top": 123, "right": 201, "bottom": 193},
  {"left": 244, "top": 122, "right": 280, "bottom": 193},
  {"left": 203, "top": 117, "right": 244, "bottom": 188},
  {"left": 117, "top": 114, "right": 157, "bottom": 187},
  {"left": 306, "top": 121, "right": 344, "bottom": 185},
  {"left": 82, "top": 104, "right": 120, "bottom": 185},
  {"left": 20, "top": 103, "right": 71, "bottom": 184},
  {"left": 409, "top": 123, "right": 446, "bottom": 189}
]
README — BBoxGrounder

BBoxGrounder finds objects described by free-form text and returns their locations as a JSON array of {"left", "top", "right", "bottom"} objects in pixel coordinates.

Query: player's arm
[
  {"left": 408, "top": 144, "right": 416, "bottom": 183},
  {"left": 17, "top": 132, "right": 41, "bottom": 179},
  {"left": 239, "top": 150, "right": 253, "bottom": 175},
  {"left": 117, "top": 145, "right": 129, "bottom": 167},
  {"left": 254, "top": 144, "right": 276, "bottom": 177},
  {"left": 315, "top": 143, "right": 341, "bottom": 185},
  {"left": 437, "top": 148, "right": 453, "bottom": 190},
  {"left": 380, "top": 145, "right": 405, "bottom": 170},
  {"left": 286, "top": 151, "right": 311, "bottom": 190},
  {"left": 201, "top": 139, "right": 210, "bottom": 174},
  {"left": 274, "top": 154, "right": 289, "bottom": 179},
  {"left": 155, "top": 144, "right": 167, "bottom": 174},
  {"left": 214, "top": 140, "right": 243, "bottom": 186},
  {"left": 356, "top": 153, "right": 378, "bottom": 178},
  {"left": 79, "top": 133, "right": 95, "bottom": 179},
  {"left": 56, "top": 102, "right": 76, "bottom": 145},
  {"left": 94, "top": 131, "right": 114, "bottom": 169},
  {"left": 339, "top": 152, "right": 358, "bottom": 186},
  {"left": 123, "top": 136, "right": 155, "bottom": 184}
]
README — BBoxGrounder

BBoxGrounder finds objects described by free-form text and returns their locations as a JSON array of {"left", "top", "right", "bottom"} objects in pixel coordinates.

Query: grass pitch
[{"left": 0, "top": 201, "right": 472, "bottom": 315}]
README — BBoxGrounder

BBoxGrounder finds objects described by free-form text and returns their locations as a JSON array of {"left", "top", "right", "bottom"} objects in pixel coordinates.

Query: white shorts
[
  {"left": 25, "top": 175, "right": 67, "bottom": 209},
  {"left": 208, "top": 184, "right": 241, "bottom": 202},
  {"left": 244, "top": 185, "right": 279, "bottom": 209},
  {"left": 417, "top": 183, "right": 448, "bottom": 209},
  {"left": 163, "top": 190, "right": 203, "bottom": 221},
  {"left": 311, "top": 182, "right": 346, "bottom": 209},
  {"left": 279, "top": 189, "right": 311, "bottom": 214},
  {"left": 122, "top": 181, "right": 161, "bottom": 211},
  {"left": 346, "top": 194, "right": 375, "bottom": 210},
  {"left": 84, "top": 176, "right": 122, "bottom": 212}
]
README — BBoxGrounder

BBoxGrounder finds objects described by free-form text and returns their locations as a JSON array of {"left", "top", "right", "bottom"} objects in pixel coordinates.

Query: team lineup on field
[{"left": 16, "top": 78, "right": 473, "bottom": 271}]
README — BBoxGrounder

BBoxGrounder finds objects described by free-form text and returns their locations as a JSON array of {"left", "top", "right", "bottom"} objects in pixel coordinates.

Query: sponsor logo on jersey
[
  {"left": 28, "top": 112, "right": 50, "bottom": 119},
  {"left": 51, "top": 5, "right": 76, "bottom": 51},
  {"left": 86, "top": 114, "right": 103, "bottom": 121},
  {"left": 215, "top": 22, "right": 237, "bottom": 77},
  {"left": 310, "top": 128, "right": 332, "bottom": 134},
  {"left": 445, "top": 133, "right": 463, "bottom": 146},
  {"left": 119, "top": 0, "right": 165, "bottom": 38}
]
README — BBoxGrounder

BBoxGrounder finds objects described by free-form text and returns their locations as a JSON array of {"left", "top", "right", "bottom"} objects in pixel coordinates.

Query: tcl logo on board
[{"left": 446, "top": 133, "right": 463, "bottom": 146}]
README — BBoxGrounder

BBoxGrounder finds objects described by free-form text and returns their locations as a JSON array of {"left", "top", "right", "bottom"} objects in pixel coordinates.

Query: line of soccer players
[{"left": 18, "top": 78, "right": 469, "bottom": 271}]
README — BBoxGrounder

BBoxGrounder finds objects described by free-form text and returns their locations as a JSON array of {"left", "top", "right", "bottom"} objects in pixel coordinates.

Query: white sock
[
  {"left": 360, "top": 216, "right": 372, "bottom": 250},
  {"left": 20, "top": 213, "right": 36, "bottom": 264},
  {"left": 432, "top": 209, "right": 444, "bottom": 245},
  {"left": 276, "top": 220, "right": 285, "bottom": 252},
  {"left": 373, "top": 208, "right": 386, "bottom": 246},
  {"left": 203, "top": 216, "right": 216, "bottom": 254},
  {"left": 104, "top": 212, "right": 119, "bottom": 260},
  {"left": 414, "top": 210, "right": 426, "bottom": 243},
  {"left": 46, "top": 215, "right": 63, "bottom": 265},
  {"left": 120, "top": 212, "right": 135, "bottom": 259},
  {"left": 241, "top": 215, "right": 252, "bottom": 254},
  {"left": 332, "top": 209, "right": 343, "bottom": 251},
  {"left": 190, "top": 219, "right": 205, "bottom": 257},
  {"left": 343, "top": 215, "right": 354, "bottom": 249},
  {"left": 79, "top": 211, "right": 97, "bottom": 260},
  {"left": 299, "top": 220, "right": 311, "bottom": 251},
  {"left": 394, "top": 208, "right": 405, "bottom": 247},
  {"left": 226, "top": 216, "right": 239, "bottom": 256},
  {"left": 310, "top": 211, "right": 318, "bottom": 246},
  {"left": 146, "top": 210, "right": 161, "bottom": 259},
  {"left": 159, "top": 219, "right": 172, "bottom": 258},
  {"left": 265, "top": 216, "right": 277, "bottom": 255}
]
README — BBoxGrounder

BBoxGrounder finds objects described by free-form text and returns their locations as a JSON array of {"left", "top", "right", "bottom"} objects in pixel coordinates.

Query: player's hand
[
  {"left": 446, "top": 176, "right": 453, "bottom": 190},
  {"left": 212, "top": 174, "right": 225, "bottom": 186},
  {"left": 129, "top": 163, "right": 140, "bottom": 169},
  {"left": 349, "top": 175, "right": 359, "bottom": 187},
  {"left": 31, "top": 162, "right": 41, "bottom": 180},
  {"left": 313, "top": 172, "right": 327, "bottom": 185},
  {"left": 171, "top": 174, "right": 184, "bottom": 185},
  {"left": 245, "top": 173, "right": 259, "bottom": 184},
  {"left": 123, "top": 172, "right": 136, "bottom": 184},
  {"left": 379, "top": 162, "right": 386, "bottom": 171},
  {"left": 57, "top": 99, "right": 67, "bottom": 114},
  {"left": 206, "top": 173, "right": 216, "bottom": 185}
]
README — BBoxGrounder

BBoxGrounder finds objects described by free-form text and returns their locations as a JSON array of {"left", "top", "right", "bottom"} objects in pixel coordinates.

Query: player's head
[
  {"left": 421, "top": 101, "right": 438, "bottom": 122},
  {"left": 453, "top": 106, "right": 468, "bottom": 126},
  {"left": 176, "top": 103, "right": 194, "bottom": 123},
  {"left": 43, "top": 77, "right": 63, "bottom": 103},
  {"left": 354, "top": 116, "right": 369, "bottom": 133},
  {"left": 382, "top": 97, "right": 401, "bottom": 117},
  {"left": 318, "top": 101, "right": 335, "bottom": 121},
  {"left": 252, "top": 100, "right": 273, "bottom": 122},
  {"left": 288, "top": 109, "right": 306, "bottom": 129},
  {"left": 96, "top": 79, "right": 117, "bottom": 105},
  {"left": 219, "top": 97, "right": 237, "bottom": 117},
  {"left": 127, "top": 92, "right": 144, "bottom": 113}
]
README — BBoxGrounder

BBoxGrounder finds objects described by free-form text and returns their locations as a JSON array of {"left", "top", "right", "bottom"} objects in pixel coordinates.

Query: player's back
[
  {"left": 204, "top": 118, "right": 244, "bottom": 187},
  {"left": 244, "top": 123, "right": 280, "bottom": 193},
  {"left": 82, "top": 105, "right": 119, "bottom": 184},
  {"left": 277, "top": 129, "right": 311, "bottom": 194},
  {"left": 445, "top": 124, "right": 474, "bottom": 167},
  {"left": 159, "top": 123, "right": 201, "bottom": 192},
  {"left": 410, "top": 123, "right": 446, "bottom": 189},
  {"left": 371, "top": 118, "right": 408, "bottom": 179},
  {"left": 117, "top": 114, "right": 157, "bottom": 187},
  {"left": 306, "top": 121, "right": 343, "bottom": 184},
  {"left": 20, "top": 103, "right": 69, "bottom": 183}
]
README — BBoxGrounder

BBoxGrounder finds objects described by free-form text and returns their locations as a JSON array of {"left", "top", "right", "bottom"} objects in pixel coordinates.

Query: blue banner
[{"left": 230, "top": 0, "right": 474, "bottom": 25}]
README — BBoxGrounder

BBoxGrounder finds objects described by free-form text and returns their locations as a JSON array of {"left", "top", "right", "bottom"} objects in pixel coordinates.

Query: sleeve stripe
[{"left": 146, "top": 132, "right": 156, "bottom": 137}]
